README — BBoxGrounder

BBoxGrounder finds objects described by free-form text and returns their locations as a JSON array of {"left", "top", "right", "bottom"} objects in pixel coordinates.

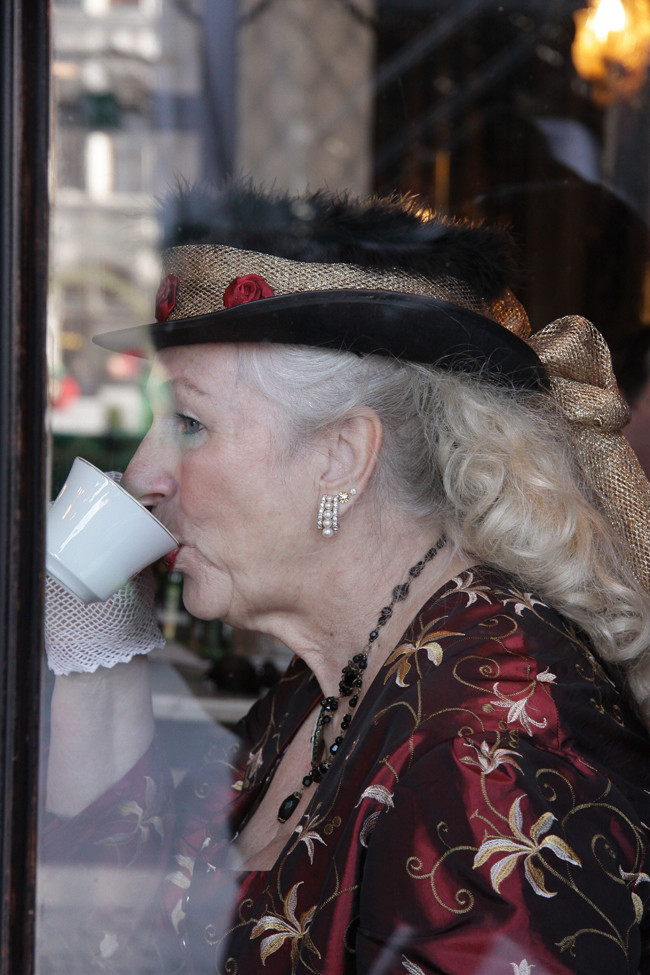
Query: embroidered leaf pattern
[
  {"left": 116, "top": 776, "right": 164, "bottom": 840},
  {"left": 96, "top": 776, "right": 166, "bottom": 864},
  {"left": 251, "top": 882, "right": 320, "bottom": 968},
  {"left": 459, "top": 739, "right": 523, "bottom": 774},
  {"left": 402, "top": 956, "right": 426, "bottom": 974},
  {"left": 385, "top": 628, "right": 462, "bottom": 686},
  {"left": 511, "top": 962, "right": 535, "bottom": 975},
  {"left": 384, "top": 643, "right": 420, "bottom": 687},
  {"left": 473, "top": 796, "right": 581, "bottom": 898},
  {"left": 293, "top": 822, "right": 327, "bottom": 864},
  {"left": 356, "top": 785, "right": 395, "bottom": 808},
  {"left": 489, "top": 673, "right": 555, "bottom": 735},
  {"left": 356, "top": 784, "right": 395, "bottom": 847},
  {"left": 425, "top": 641, "right": 444, "bottom": 665},
  {"left": 446, "top": 571, "right": 495, "bottom": 605},
  {"left": 245, "top": 746, "right": 264, "bottom": 783},
  {"left": 535, "top": 667, "right": 556, "bottom": 684},
  {"left": 501, "top": 589, "right": 547, "bottom": 616},
  {"left": 166, "top": 853, "right": 195, "bottom": 891},
  {"left": 170, "top": 898, "right": 186, "bottom": 937},
  {"left": 52, "top": 567, "right": 650, "bottom": 973},
  {"left": 619, "top": 866, "right": 650, "bottom": 923},
  {"left": 166, "top": 853, "right": 195, "bottom": 934},
  {"left": 359, "top": 810, "right": 381, "bottom": 847}
]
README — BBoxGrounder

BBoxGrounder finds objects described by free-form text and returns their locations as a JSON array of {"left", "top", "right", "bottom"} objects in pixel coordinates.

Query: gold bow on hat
[{"left": 527, "top": 315, "right": 650, "bottom": 592}]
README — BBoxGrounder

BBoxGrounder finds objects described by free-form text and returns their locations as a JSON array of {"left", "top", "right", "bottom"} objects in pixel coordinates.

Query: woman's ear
[{"left": 319, "top": 407, "right": 383, "bottom": 500}]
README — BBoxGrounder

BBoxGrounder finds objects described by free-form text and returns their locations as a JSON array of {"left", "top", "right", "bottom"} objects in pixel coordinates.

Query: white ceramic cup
[{"left": 46, "top": 457, "right": 178, "bottom": 603}]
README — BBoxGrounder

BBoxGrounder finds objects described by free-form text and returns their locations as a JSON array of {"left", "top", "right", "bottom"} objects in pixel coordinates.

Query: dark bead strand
[{"left": 276, "top": 535, "right": 446, "bottom": 823}]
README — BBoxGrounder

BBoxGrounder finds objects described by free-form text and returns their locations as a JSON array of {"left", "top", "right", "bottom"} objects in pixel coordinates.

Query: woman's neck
[{"left": 263, "top": 519, "right": 471, "bottom": 700}]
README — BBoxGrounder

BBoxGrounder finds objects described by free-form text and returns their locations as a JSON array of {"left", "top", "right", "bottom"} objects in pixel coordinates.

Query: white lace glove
[{"left": 45, "top": 569, "right": 165, "bottom": 676}]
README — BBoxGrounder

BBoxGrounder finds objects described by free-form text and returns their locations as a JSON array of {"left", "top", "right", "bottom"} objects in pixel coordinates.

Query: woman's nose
[{"left": 122, "top": 429, "right": 176, "bottom": 507}]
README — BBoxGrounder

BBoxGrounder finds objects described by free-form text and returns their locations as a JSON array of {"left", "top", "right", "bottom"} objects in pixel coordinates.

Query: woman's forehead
[
  {"left": 150, "top": 344, "right": 239, "bottom": 388},
  {"left": 146, "top": 344, "right": 263, "bottom": 415}
]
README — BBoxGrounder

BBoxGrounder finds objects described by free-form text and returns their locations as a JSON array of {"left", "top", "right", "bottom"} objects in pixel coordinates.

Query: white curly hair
[{"left": 237, "top": 343, "right": 650, "bottom": 724}]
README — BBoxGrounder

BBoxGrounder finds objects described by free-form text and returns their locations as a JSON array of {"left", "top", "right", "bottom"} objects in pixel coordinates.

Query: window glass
[{"left": 39, "top": 1, "right": 650, "bottom": 971}]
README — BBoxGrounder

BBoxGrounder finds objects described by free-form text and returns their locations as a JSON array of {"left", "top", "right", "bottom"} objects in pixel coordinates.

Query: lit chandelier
[{"left": 572, "top": 0, "right": 650, "bottom": 103}]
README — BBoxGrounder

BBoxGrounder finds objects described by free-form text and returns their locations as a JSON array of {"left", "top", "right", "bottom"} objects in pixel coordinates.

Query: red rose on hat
[
  {"left": 223, "top": 273, "right": 275, "bottom": 308},
  {"left": 155, "top": 274, "right": 178, "bottom": 322}
]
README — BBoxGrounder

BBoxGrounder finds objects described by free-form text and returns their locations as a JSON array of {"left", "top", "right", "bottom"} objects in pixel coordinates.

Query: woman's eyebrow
[
  {"left": 146, "top": 376, "right": 209, "bottom": 402},
  {"left": 173, "top": 377, "right": 210, "bottom": 398}
]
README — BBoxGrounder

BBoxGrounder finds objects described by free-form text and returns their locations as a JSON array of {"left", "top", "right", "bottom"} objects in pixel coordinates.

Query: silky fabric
[{"left": 42, "top": 567, "right": 650, "bottom": 974}]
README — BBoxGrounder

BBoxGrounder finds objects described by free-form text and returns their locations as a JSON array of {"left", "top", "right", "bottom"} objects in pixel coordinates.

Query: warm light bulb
[
  {"left": 572, "top": 0, "right": 650, "bottom": 103},
  {"left": 592, "top": 0, "right": 627, "bottom": 39}
]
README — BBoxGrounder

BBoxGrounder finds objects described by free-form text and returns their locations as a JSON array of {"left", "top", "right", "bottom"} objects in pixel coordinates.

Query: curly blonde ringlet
[{"left": 237, "top": 343, "right": 650, "bottom": 724}]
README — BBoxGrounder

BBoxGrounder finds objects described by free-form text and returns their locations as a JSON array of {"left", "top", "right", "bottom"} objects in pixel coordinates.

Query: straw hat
[{"left": 95, "top": 183, "right": 650, "bottom": 590}]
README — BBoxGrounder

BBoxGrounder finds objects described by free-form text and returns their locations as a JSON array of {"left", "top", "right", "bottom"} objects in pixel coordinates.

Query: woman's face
[{"left": 124, "top": 344, "right": 323, "bottom": 628}]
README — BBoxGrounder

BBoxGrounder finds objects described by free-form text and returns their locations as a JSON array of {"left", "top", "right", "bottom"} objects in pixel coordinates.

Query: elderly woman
[{"left": 43, "top": 186, "right": 650, "bottom": 975}]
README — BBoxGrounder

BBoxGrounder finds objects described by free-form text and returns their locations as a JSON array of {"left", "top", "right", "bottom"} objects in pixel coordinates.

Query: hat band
[{"left": 160, "top": 243, "right": 531, "bottom": 339}]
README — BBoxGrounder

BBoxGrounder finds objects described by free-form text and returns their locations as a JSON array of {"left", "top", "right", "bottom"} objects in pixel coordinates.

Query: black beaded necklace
[{"left": 276, "top": 536, "right": 447, "bottom": 824}]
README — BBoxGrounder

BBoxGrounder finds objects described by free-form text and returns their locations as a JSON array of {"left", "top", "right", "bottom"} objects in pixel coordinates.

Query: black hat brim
[{"left": 94, "top": 289, "right": 548, "bottom": 391}]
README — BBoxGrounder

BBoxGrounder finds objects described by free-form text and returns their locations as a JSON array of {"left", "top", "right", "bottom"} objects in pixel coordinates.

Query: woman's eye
[{"left": 175, "top": 413, "right": 204, "bottom": 436}]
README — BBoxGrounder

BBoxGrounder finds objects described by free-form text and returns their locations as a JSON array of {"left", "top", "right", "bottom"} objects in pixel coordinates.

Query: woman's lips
[{"left": 164, "top": 548, "right": 181, "bottom": 571}]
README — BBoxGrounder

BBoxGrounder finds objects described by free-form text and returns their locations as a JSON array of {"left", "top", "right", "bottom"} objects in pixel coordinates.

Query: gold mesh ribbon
[{"left": 528, "top": 316, "right": 650, "bottom": 592}]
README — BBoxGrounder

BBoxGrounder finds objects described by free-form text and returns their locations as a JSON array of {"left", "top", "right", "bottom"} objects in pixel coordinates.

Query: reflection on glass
[{"left": 40, "top": 1, "right": 650, "bottom": 973}]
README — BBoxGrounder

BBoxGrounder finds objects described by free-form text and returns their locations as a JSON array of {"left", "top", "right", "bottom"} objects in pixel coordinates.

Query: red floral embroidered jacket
[{"left": 41, "top": 567, "right": 650, "bottom": 974}]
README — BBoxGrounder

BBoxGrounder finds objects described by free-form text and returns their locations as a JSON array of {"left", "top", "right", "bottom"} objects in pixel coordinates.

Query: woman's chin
[
  {"left": 181, "top": 580, "right": 226, "bottom": 623},
  {"left": 182, "top": 594, "right": 214, "bottom": 622}
]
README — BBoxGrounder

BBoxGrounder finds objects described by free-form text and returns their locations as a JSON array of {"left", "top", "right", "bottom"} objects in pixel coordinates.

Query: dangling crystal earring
[{"left": 317, "top": 489, "right": 356, "bottom": 537}]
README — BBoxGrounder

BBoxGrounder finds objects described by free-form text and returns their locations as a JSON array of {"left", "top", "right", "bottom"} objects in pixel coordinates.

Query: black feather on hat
[
  {"left": 162, "top": 182, "right": 515, "bottom": 299},
  {"left": 95, "top": 182, "right": 547, "bottom": 390}
]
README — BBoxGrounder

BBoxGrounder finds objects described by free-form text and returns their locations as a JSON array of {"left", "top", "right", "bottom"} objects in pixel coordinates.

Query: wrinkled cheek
[
  {"left": 179, "top": 492, "right": 223, "bottom": 538},
  {"left": 177, "top": 462, "right": 223, "bottom": 525}
]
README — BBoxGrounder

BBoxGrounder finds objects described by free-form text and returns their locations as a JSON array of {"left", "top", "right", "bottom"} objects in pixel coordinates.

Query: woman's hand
[{"left": 44, "top": 569, "right": 165, "bottom": 675}]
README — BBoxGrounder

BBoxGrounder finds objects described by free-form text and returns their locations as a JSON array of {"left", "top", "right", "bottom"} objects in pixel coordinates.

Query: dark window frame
[{"left": 0, "top": 1, "right": 49, "bottom": 972}]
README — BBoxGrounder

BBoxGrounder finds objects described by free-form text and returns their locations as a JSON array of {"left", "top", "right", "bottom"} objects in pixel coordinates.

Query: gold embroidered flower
[
  {"left": 489, "top": 681, "right": 550, "bottom": 735},
  {"left": 459, "top": 739, "right": 523, "bottom": 774},
  {"left": 501, "top": 589, "right": 547, "bottom": 616},
  {"left": 116, "top": 777, "right": 165, "bottom": 841},
  {"left": 292, "top": 814, "right": 327, "bottom": 864},
  {"left": 243, "top": 745, "right": 265, "bottom": 787},
  {"left": 447, "top": 572, "right": 495, "bottom": 605},
  {"left": 619, "top": 865, "right": 650, "bottom": 924},
  {"left": 385, "top": 626, "right": 462, "bottom": 686},
  {"left": 473, "top": 795, "right": 581, "bottom": 897},
  {"left": 251, "top": 882, "right": 320, "bottom": 968},
  {"left": 97, "top": 776, "right": 166, "bottom": 863}
]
